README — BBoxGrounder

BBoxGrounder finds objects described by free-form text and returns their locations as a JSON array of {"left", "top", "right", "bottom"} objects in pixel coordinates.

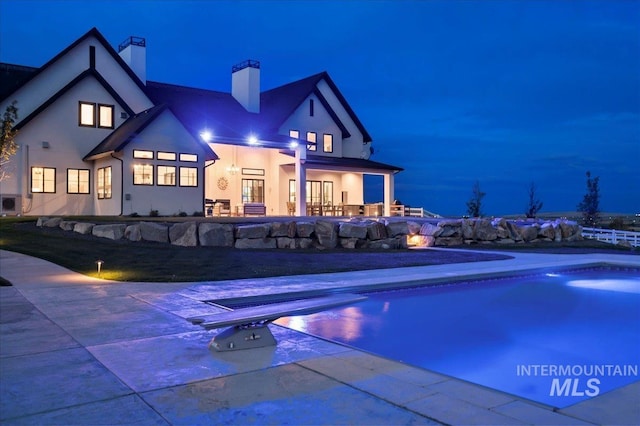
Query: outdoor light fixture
[
  {"left": 96, "top": 260, "right": 104, "bottom": 276},
  {"left": 289, "top": 141, "right": 299, "bottom": 149},
  {"left": 226, "top": 164, "right": 240, "bottom": 175},
  {"left": 247, "top": 135, "right": 259, "bottom": 145},
  {"left": 200, "top": 130, "right": 213, "bottom": 143}
]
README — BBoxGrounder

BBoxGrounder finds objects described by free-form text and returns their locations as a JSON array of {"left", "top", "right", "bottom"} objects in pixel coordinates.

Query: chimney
[
  {"left": 232, "top": 60, "right": 260, "bottom": 113},
  {"left": 118, "top": 36, "right": 146, "bottom": 84}
]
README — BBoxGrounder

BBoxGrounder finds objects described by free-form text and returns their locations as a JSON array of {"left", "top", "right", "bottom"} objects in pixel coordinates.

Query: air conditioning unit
[{"left": 0, "top": 195, "right": 22, "bottom": 215}]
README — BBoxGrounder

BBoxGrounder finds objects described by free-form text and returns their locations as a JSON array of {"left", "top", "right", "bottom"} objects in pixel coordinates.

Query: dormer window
[{"left": 78, "top": 102, "right": 114, "bottom": 128}]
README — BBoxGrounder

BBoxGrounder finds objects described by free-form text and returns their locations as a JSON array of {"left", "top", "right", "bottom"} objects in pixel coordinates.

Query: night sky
[{"left": 1, "top": 0, "right": 638, "bottom": 216}]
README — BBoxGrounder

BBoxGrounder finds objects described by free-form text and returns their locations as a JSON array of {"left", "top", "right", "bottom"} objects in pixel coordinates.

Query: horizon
[{"left": 1, "top": 0, "right": 638, "bottom": 216}]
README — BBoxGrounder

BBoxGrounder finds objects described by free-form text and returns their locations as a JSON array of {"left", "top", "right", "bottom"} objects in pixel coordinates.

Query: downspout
[
  {"left": 204, "top": 160, "right": 216, "bottom": 211},
  {"left": 111, "top": 153, "right": 124, "bottom": 216}
]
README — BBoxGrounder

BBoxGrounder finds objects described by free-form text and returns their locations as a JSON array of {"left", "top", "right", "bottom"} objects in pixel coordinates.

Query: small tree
[
  {"left": 466, "top": 181, "right": 485, "bottom": 218},
  {"left": 0, "top": 101, "right": 19, "bottom": 182},
  {"left": 577, "top": 171, "right": 600, "bottom": 227},
  {"left": 525, "top": 182, "right": 543, "bottom": 218}
]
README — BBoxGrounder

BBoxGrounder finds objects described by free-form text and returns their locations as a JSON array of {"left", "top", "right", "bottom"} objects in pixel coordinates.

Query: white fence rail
[{"left": 582, "top": 227, "right": 640, "bottom": 247}]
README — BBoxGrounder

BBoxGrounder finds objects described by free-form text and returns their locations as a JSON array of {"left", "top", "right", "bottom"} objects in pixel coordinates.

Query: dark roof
[
  {"left": 1, "top": 27, "right": 147, "bottom": 103},
  {"left": 283, "top": 154, "right": 403, "bottom": 173},
  {"left": 0, "top": 63, "right": 37, "bottom": 100},
  {"left": 84, "top": 104, "right": 219, "bottom": 161}
]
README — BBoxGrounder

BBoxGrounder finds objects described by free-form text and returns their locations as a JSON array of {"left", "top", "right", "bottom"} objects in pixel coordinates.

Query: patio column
[
  {"left": 383, "top": 172, "right": 394, "bottom": 216},
  {"left": 295, "top": 145, "right": 307, "bottom": 217}
]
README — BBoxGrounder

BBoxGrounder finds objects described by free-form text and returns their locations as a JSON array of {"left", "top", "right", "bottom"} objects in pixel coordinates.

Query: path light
[{"left": 96, "top": 260, "right": 104, "bottom": 277}]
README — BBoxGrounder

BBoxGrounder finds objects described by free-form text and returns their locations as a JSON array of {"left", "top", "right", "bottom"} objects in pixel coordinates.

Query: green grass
[{"left": 0, "top": 217, "right": 634, "bottom": 283}]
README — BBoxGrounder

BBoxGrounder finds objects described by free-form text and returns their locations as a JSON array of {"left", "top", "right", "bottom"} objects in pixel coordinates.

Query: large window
[
  {"left": 133, "top": 164, "right": 153, "bottom": 185},
  {"left": 31, "top": 167, "right": 56, "bottom": 193},
  {"left": 323, "top": 134, "right": 333, "bottom": 153},
  {"left": 242, "top": 179, "right": 264, "bottom": 203},
  {"left": 79, "top": 102, "right": 114, "bottom": 128},
  {"left": 306, "top": 131, "right": 317, "bottom": 152},
  {"left": 179, "top": 167, "right": 198, "bottom": 187},
  {"left": 323, "top": 181, "right": 333, "bottom": 205},
  {"left": 67, "top": 169, "right": 90, "bottom": 194},
  {"left": 306, "top": 180, "right": 322, "bottom": 205},
  {"left": 97, "top": 166, "right": 112, "bottom": 199},
  {"left": 158, "top": 166, "right": 176, "bottom": 186}
]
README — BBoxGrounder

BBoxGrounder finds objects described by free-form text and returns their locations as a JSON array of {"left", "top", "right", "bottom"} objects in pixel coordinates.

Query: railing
[{"left": 582, "top": 227, "right": 640, "bottom": 247}]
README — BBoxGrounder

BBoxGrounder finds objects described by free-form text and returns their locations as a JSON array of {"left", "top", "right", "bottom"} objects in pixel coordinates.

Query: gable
[{"left": 0, "top": 28, "right": 152, "bottom": 119}]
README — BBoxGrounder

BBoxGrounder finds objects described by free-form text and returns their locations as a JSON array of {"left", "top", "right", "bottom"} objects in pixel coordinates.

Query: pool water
[{"left": 276, "top": 267, "right": 640, "bottom": 408}]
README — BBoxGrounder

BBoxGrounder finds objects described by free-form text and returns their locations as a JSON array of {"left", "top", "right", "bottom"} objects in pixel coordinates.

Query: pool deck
[{"left": 1, "top": 248, "right": 639, "bottom": 425}]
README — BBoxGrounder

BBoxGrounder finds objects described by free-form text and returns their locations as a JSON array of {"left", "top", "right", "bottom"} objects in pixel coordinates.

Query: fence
[{"left": 581, "top": 227, "right": 640, "bottom": 247}]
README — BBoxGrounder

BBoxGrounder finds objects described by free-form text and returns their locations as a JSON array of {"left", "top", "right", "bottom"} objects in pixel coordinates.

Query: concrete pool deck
[{"left": 1, "top": 248, "right": 639, "bottom": 425}]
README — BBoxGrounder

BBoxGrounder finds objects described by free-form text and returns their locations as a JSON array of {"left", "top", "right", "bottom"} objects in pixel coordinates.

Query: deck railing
[{"left": 581, "top": 227, "right": 640, "bottom": 247}]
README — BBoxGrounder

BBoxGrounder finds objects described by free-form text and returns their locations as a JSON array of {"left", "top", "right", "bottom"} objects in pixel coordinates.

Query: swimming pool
[{"left": 276, "top": 266, "right": 640, "bottom": 408}]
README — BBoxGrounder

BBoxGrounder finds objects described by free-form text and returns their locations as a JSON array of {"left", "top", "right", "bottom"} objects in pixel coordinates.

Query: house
[{"left": 0, "top": 27, "right": 402, "bottom": 217}]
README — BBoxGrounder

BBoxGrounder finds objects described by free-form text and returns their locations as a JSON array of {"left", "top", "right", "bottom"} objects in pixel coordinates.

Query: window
[
  {"left": 133, "top": 164, "right": 153, "bottom": 185},
  {"left": 306, "top": 180, "right": 321, "bottom": 205},
  {"left": 309, "top": 99, "right": 314, "bottom": 116},
  {"left": 179, "top": 167, "right": 198, "bottom": 187},
  {"left": 323, "top": 134, "right": 333, "bottom": 153},
  {"left": 289, "top": 130, "right": 299, "bottom": 139},
  {"left": 157, "top": 151, "right": 176, "bottom": 161},
  {"left": 133, "top": 150, "right": 154, "bottom": 159},
  {"left": 289, "top": 179, "right": 296, "bottom": 202},
  {"left": 31, "top": 167, "right": 55, "bottom": 193},
  {"left": 323, "top": 181, "right": 333, "bottom": 205},
  {"left": 98, "top": 104, "right": 114, "bottom": 128},
  {"left": 242, "top": 179, "right": 264, "bottom": 203},
  {"left": 79, "top": 102, "right": 95, "bottom": 127},
  {"left": 179, "top": 153, "right": 198, "bottom": 162},
  {"left": 97, "top": 166, "right": 112, "bottom": 199},
  {"left": 67, "top": 169, "right": 90, "bottom": 194},
  {"left": 157, "top": 166, "right": 176, "bottom": 186},
  {"left": 306, "top": 131, "right": 317, "bottom": 152},
  {"left": 79, "top": 102, "right": 114, "bottom": 128}
]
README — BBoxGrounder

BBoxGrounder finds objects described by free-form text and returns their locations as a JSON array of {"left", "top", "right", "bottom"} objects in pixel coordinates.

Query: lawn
[{"left": 0, "top": 217, "right": 634, "bottom": 283}]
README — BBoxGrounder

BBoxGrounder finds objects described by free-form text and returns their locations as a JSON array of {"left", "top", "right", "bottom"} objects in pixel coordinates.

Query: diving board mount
[{"left": 189, "top": 293, "right": 366, "bottom": 351}]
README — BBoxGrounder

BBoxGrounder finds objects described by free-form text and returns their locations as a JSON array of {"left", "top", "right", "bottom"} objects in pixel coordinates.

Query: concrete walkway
[{"left": 1, "top": 249, "right": 639, "bottom": 425}]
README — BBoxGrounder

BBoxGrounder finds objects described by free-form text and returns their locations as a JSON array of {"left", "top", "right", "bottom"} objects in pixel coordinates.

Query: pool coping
[{"left": 1, "top": 248, "right": 639, "bottom": 425}]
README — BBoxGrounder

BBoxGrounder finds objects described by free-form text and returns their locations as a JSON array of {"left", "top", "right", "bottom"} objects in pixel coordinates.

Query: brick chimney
[
  {"left": 118, "top": 36, "right": 146, "bottom": 84},
  {"left": 232, "top": 60, "right": 260, "bottom": 113}
]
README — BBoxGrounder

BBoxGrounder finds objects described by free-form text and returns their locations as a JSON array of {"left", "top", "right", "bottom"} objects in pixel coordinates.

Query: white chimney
[
  {"left": 232, "top": 60, "right": 260, "bottom": 113},
  {"left": 118, "top": 36, "right": 146, "bottom": 84}
]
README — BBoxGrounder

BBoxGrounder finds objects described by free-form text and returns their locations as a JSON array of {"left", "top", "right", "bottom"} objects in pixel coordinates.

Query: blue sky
[{"left": 1, "top": 0, "right": 638, "bottom": 216}]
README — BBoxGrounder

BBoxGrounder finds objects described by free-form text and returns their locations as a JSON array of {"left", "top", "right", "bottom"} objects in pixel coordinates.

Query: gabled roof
[
  {"left": 14, "top": 68, "right": 135, "bottom": 130},
  {"left": 0, "top": 63, "right": 37, "bottom": 100},
  {"left": 83, "top": 104, "right": 219, "bottom": 161},
  {"left": 0, "top": 27, "right": 147, "bottom": 103}
]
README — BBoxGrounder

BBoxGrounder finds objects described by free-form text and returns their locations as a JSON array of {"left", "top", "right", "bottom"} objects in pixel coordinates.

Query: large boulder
[
  {"left": 367, "top": 222, "right": 388, "bottom": 240},
  {"left": 170, "top": 222, "right": 198, "bottom": 247},
  {"left": 407, "top": 221, "right": 422, "bottom": 235},
  {"left": 519, "top": 224, "right": 539, "bottom": 242},
  {"left": 296, "top": 222, "right": 315, "bottom": 238},
  {"left": 199, "top": 223, "right": 234, "bottom": 247},
  {"left": 236, "top": 223, "right": 270, "bottom": 239},
  {"left": 59, "top": 220, "right": 77, "bottom": 231},
  {"left": 36, "top": 217, "right": 49, "bottom": 227},
  {"left": 43, "top": 217, "right": 63, "bottom": 228},
  {"left": 315, "top": 220, "right": 338, "bottom": 248},
  {"left": 538, "top": 223, "right": 556, "bottom": 240},
  {"left": 270, "top": 221, "right": 296, "bottom": 238},
  {"left": 73, "top": 222, "right": 95, "bottom": 235},
  {"left": 139, "top": 221, "right": 169, "bottom": 243},
  {"left": 437, "top": 220, "right": 462, "bottom": 237},
  {"left": 419, "top": 222, "right": 441, "bottom": 237},
  {"left": 338, "top": 222, "right": 368, "bottom": 239},
  {"left": 386, "top": 221, "right": 409, "bottom": 237},
  {"left": 473, "top": 219, "right": 498, "bottom": 241},
  {"left": 92, "top": 224, "right": 126, "bottom": 240},
  {"left": 276, "top": 237, "right": 296, "bottom": 249},
  {"left": 235, "top": 238, "right": 276, "bottom": 249}
]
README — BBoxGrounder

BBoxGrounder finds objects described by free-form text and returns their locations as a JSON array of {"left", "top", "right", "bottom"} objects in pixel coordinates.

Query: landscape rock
[
  {"left": 315, "top": 220, "right": 338, "bottom": 248},
  {"left": 43, "top": 217, "right": 62, "bottom": 228},
  {"left": 367, "top": 222, "right": 388, "bottom": 240},
  {"left": 386, "top": 221, "right": 409, "bottom": 237},
  {"left": 236, "top": 223, "right": 270, "bottom": 239},
  {"left": 473, "top": 219, "right": 498, "bottom": 241},
  {"left": 270, "top": 222, "right": 296, "bottom": 238},
  {"left": 59, "top": 220, "right": 77, "bottom": 231},
  {"left": 92, "top": 224, "right": 126, "bottom": 240},
  {"left": 170, "top": 222, "right": 198, "bottom": 247},
  {"left": 199, "top": 223, "right": 234, "bottom": 247},
  {"left": 125, "top": 224, "right": 141, "bottom": 241},
  {"left": 296, "top": 222, "right": 315, "bottom": 238},
  {"left": 235, "top": 238, "right": 276, "bottom": 249},
  {"left": 36, "top": 217, "right": 49, "bottom": 227},
  {"left": 139, "top": 221, "right": 169, "bottom": 243},
  {"left": 338, "top": 222, "right": 368, "bottom": 239},
  {"left": 73, "top": 222, "right": 95, "bottom": 235}
]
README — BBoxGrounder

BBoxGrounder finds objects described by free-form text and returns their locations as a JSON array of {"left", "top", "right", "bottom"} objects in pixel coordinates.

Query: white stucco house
[{"left": 0, "top": 27, "right": 402, "bottom": 217}]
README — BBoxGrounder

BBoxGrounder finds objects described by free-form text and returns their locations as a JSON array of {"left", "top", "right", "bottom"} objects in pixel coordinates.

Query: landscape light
[{"left": 96, "top": 260, "right": 104, "bottom": 277}]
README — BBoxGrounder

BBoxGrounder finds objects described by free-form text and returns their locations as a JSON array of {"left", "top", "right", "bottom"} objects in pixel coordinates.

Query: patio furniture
[
  {"left": 188, "top": 293, "right": 367, "bottom": 351},
  {"left": 243, "top": 202, "right": 266, "bottom": 216},
  {"left": 286, "top": 201, "right": 295, "bottom": 216}
]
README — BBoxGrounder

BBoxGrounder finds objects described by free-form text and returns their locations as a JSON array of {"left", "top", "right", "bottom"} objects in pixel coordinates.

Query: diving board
[{"left": 189, "top": 293, "right": 367, "bottom": 351}]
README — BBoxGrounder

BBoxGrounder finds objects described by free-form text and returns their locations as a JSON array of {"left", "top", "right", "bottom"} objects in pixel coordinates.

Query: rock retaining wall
[{"left": 36, "top": 216, "right": 583, "bottom": 249}]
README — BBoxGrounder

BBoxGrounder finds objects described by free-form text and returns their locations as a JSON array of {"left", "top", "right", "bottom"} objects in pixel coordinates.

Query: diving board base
[{"left": 208, "top": 324, "right": 277, "bottom": 351}]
